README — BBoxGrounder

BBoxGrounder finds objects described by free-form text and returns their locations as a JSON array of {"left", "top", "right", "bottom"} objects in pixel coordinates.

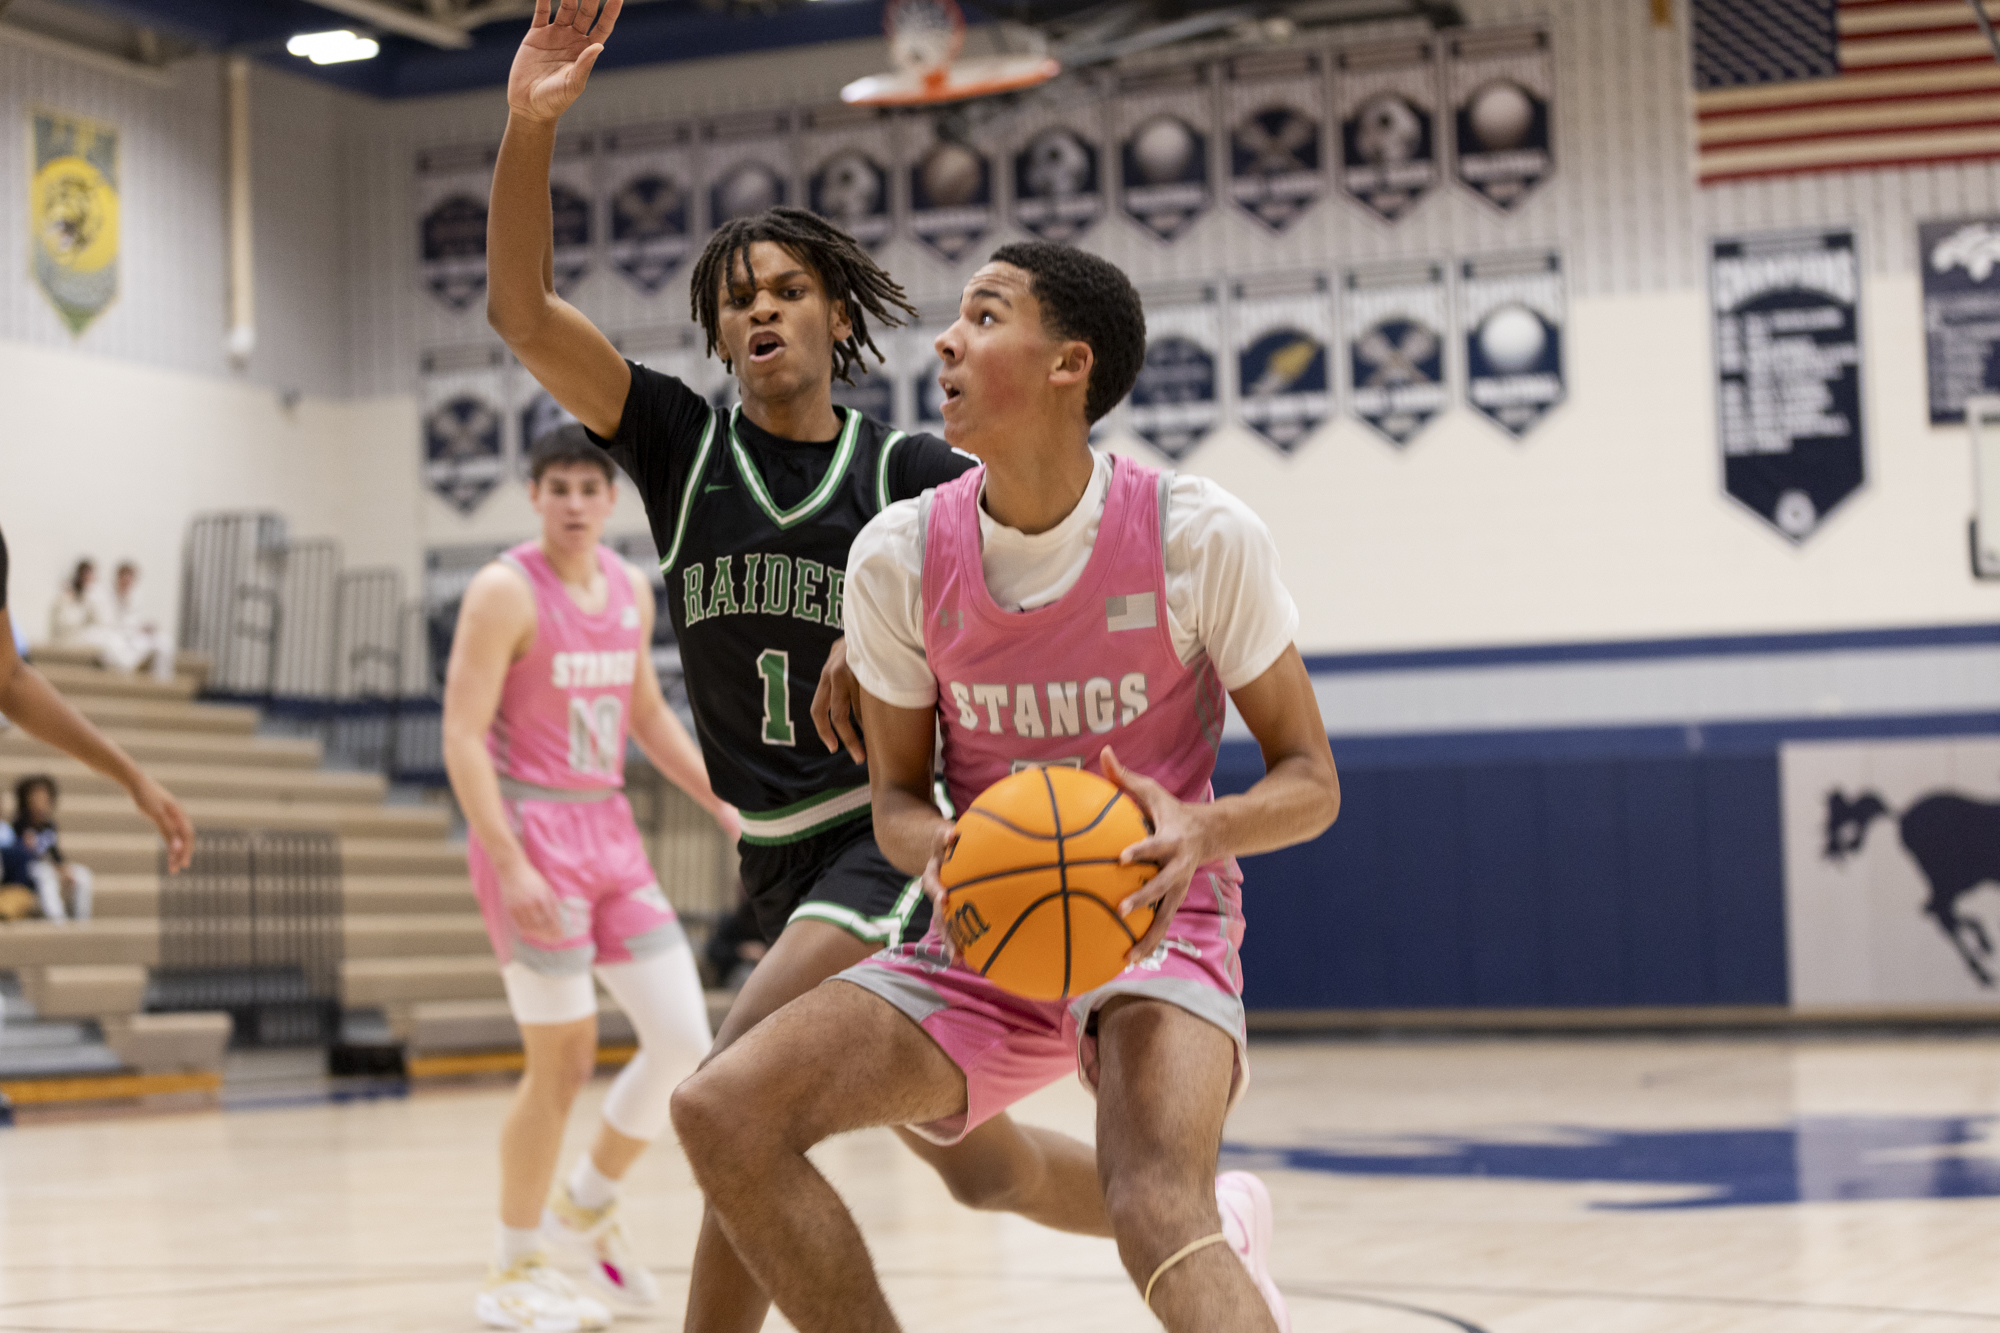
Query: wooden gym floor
[{"left": 4, "top": 1034, "right": 2000, "bottom": 1331}]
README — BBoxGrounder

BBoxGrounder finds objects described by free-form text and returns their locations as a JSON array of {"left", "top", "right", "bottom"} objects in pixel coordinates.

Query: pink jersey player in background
[{"left": 443, "top": 425, "right": 738, "bottom": 1333}]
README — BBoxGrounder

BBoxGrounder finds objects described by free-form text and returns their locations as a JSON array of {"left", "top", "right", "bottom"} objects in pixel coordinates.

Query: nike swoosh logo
[{"left": 703, "top": 483, "right": 732, "bottom": 494}]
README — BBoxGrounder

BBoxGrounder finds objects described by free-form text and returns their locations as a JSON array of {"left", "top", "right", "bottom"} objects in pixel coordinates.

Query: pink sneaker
[{"left": 1215, "top": 1170, "right": 1290, "bottom": 1332}]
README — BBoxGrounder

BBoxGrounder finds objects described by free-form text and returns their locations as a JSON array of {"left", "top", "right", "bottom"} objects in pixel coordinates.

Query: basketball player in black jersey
[{"left": 488, "top": 4, "right": 1113, "bottom": 1328}]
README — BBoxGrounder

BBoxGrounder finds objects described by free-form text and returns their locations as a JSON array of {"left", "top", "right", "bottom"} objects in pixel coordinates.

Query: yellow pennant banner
[{"left": 30, "top": 107, "right": 120, "bottom": 335}]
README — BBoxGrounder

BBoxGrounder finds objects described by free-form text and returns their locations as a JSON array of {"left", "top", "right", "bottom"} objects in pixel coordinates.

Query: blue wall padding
[{"left": 1214, "top": 743, "right": 1788, "bottom": 1010}]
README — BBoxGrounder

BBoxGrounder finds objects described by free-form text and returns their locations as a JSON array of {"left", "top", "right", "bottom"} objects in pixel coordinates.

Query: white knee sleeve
[{"left": 594, "top": 947, "right": 711, "bottom": 1141}]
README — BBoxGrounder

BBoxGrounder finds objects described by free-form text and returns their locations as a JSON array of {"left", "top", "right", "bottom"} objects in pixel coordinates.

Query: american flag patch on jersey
[{"left": 1106, "top": 593, "right": 1157, "bottom": 632}]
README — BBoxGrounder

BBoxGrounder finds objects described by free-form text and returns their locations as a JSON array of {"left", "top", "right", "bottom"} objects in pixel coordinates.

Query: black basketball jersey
[{"left": 592, "top": 361, "right": 973, "bottom": 842}]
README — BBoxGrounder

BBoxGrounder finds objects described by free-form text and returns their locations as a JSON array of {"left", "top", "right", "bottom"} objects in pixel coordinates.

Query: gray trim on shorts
[
  {"left": 621, "top": 916, "right": 691, "bottom": 962},
  {"left": 1069, "top": 973, "right": 1251, "bottom": 1113},
  {"left": 510, "top": 938, "right": 596, "bottom": 976},
  {"left": 835, "top": 957, "right": 950, "bottom": 1025},
  {"left": 498, "top": 775, "right": 617, "bottom": 804}
]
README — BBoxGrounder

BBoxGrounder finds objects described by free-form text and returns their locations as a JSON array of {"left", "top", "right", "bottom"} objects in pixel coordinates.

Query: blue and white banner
[
  {"left": 1448, "top": 28, "right": 1553, "bottom": 215},
  {"left": 1010, "top": 94, "right": 1107, "bottom": 246},
  {"left": 602, "top": 123, "right": 693, "bottom": 297},
  {"left": 803, "top": 103, "right": 894, "bottom": 253},
  {"left": 1711, "top": 229, "right": 1864, "bottom": 542},
  {"left": 1115, "top": 66, "right": 1215, "bottom": 245},
  {"left": 420, "top": 346, "right": 510, "bottom": 515},
  {"left": 1460, "top": 251, "right": 1564, "bottom": 439},
  {"left": 1224, "top": 53, "right": 1325, "bottom": 236},
  {"left": 1781, "top": 737, "right": 2000, "bottom": 1008},
  {"left": 907, "top": 123, "right": 996, "bottom": 264},
  {"left": 1231, "top": 274, "right": 1332, "bottom": 454},
  {"left": 702, "top": 109, "right": 792, "bottom": 230},
  {"left": 1128, "top": 285, "right": 1224, "bottom": 461},
  {"left": 1334, "top": 41, "right": 1441, "bottom": 225},
  {"left": 1920, "top": 217, "right": 2000, "bottom": 426},
  {"left": 548, "top": 133, "right": 595, "bottom": 298},
  {"left": 415, "top": 142, "right": 496, "bottom": 312},
  {"left": 1345, "top": 261, "right": 1449, "bottom": 447}
]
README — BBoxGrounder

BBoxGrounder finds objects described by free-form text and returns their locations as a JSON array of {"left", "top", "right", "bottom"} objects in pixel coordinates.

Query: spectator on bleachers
[
  {"left": 48, "top": 558, "right": 173, "bottom": 681},
  {"left": 110, "top": 562, "right": 175, "bottom": 682},
  {"left": 0, "top": 820, "right": 37, "bottom": 921},
  {"left": 12, "top": 776, "right": 91, "bottom": 923},
  {"left": 47, "top": 558, "right": 106, "bottom": 650}
]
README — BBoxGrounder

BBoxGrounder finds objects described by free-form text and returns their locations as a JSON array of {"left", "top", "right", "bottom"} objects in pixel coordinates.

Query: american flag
[{"left": 1692, "top": 0, "right": 2000, "bottom": 184}]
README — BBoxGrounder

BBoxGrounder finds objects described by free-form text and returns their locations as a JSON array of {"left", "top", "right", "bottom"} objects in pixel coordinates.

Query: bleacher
[{"left": 0, "top": 645, "right": 723, "bottom": 1104}]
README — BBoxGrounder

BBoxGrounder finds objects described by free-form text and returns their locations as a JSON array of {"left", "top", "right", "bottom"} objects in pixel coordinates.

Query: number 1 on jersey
[{"left": 756, "top": 648, "right": 795, "bottom": 746}]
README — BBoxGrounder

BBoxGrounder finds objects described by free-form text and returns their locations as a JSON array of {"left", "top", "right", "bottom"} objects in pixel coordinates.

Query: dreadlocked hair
[{"left": 689, "top": 207, "right": 918, "bottom": 386}]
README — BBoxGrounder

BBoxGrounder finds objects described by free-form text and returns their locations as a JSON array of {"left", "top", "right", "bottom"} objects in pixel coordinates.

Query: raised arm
[
  {"left": 0, "top": 607, "right": 192, "bottom": 871},
  {"left": 442, "top": 565, "right": 563, "bottom": 941},
  {"left": 487, "top": 0, "right": 630, "bottom": 438},
  {"left": 622, "top": 566, "right": 739, "bottom": 840},
  {"left": 1105, "top": 645, "right": 1338, "bottom": 963}
]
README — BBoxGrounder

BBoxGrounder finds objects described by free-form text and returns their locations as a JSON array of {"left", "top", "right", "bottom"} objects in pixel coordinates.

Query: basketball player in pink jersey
[
  {"left": 670, "top": 243, "right": 1340, "bottom": 1333},
  {"left": 445, "top": 427, "right": 738, "bottom": 1332}
]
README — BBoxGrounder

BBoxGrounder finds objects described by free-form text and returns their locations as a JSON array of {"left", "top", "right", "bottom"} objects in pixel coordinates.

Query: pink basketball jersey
[
  {"left": 920, "top": 455, "right": 1239, "bottom": 892},
  {"left": 490, "top": 542, "right": 643, "bottom": 791}
]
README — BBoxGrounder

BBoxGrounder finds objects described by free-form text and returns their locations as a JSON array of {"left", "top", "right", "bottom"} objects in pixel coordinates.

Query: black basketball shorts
[{"left": 737, "top": 812, "right": 930, "bottom": 948}]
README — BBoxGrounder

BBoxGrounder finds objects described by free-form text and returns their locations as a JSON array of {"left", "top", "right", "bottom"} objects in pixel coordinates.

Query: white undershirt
[{"left": 846, "top": 451, "right": 1300, "bottom": 710}]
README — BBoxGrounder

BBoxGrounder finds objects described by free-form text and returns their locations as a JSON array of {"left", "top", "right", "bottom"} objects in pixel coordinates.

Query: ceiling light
[{"left": 286, "top": 30, "right": 380, "bottom": 64}]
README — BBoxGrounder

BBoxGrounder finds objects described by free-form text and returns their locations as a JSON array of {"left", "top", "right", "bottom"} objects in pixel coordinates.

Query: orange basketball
[{"left": 938, "top": 765, "right": 1157, "bottom": 1000}]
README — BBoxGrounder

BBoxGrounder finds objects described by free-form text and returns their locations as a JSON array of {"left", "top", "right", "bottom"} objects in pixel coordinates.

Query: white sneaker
[
  {"left": 1216, "top": 1170, "right": 1290, "bottom": 1332},
  {"left": 543, "top": 1184, "right": 662, "bottom": 1310},
  {"left": 475, "top": 1253, "right": 612, "bottom": 1332}
]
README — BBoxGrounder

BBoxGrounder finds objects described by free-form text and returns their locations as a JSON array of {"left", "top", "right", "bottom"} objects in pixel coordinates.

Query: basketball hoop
[{"left": 842, "top": 0, "right": 1060, "bottom": 107}]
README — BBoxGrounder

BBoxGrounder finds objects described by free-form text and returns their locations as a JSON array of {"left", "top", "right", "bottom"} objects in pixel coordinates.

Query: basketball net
[{"left": 842, "top": 0, "right": 1059, "bottom": 107}]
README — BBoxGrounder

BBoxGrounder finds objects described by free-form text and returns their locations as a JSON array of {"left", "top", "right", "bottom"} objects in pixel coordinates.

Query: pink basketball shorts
[
  {"left": 469, "top": 787, "right": 682, "bottom": 975},
  {"left": 836, "top": 865, "right": 1250, "bottom": 1145}
]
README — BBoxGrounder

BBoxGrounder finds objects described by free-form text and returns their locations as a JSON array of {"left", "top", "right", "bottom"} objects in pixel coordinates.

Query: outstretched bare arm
[
  {"left": 0, "top": 608, "right": 192, "bottom": 872},
  {"left": 487, "top": 0, "right": 630, "bottom": 438}
]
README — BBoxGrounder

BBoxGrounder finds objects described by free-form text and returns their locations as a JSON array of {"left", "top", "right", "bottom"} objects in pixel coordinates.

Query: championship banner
[
  {"left": 420, "top": 346, "right": 510, "bottom": 515},
  {"left": 1115, "top": 66, "right": 1215, "bottom": 244},
  {"left": 802, "top": 103, "right": 894, "bottom": 253},
  {"left": 1230, "top": 273, "right": 1332, "bottom": 454},
  {"left": 511, "top": 359, "right": 578, "bottom": 481},
  {"left": 1345, "top": 261, "right": 1449, "bottom": 448},
  {"left": 703, "top": 109, "right": 792, "bottom": 231},
  {"left": 30, "top": 107, "right": 119, "bottom": 335},
  {"left": 1459, "top": 251, "right": 1565, "bottom": 440},
  {"left": 1920, "top": 217, "right": 2000, "bottom": 425},
  {"left": 1447, "top": 28, "right": 1554, "bottom": 214},
  {"left": 1128, "top": 284, "right": 1224, "bottom": 461},
  {"left": 1334, "top": 41, "right": 1441, "bottom": 225},
  {"left": 1711, "top": 230, "right": 1864, "bottom": 542},
  {"left": 1224, "top": 53, "right": 1325, "bottom": 235},
  {"left": 416, "top": 142, "right": 497, "bottom": 312},
  {"left": 1781, "top": 737, "right": 2000, "bottom": 1008},
  {"left": 548, "top": 133, "right": 595, "bottom": 298},
  {"left": 1010, "top": 95, "right": 1108, "bottom": 245},
  {"left": 602, "top": 123, "right": 692, "bottom": 297},
  {"left": 907, "top": 124, "right": 996, "bottom": 264}
]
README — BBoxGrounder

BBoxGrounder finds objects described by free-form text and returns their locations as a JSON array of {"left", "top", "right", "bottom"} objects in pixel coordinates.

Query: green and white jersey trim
[
  {"left": 659, "top": 412, "right": 720, "bottom": 574},
  {"left": 738, "top": 784, "right": 872, "bottom": 845},
  {"left": 788, "top": 876, "right": 926, "bottom": 945},
  {"left": 729, "top": 405, "right": 863, "bottom": 530},
  {"left": 873, "top": 428, "right": 907, "bottom": 512}
]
